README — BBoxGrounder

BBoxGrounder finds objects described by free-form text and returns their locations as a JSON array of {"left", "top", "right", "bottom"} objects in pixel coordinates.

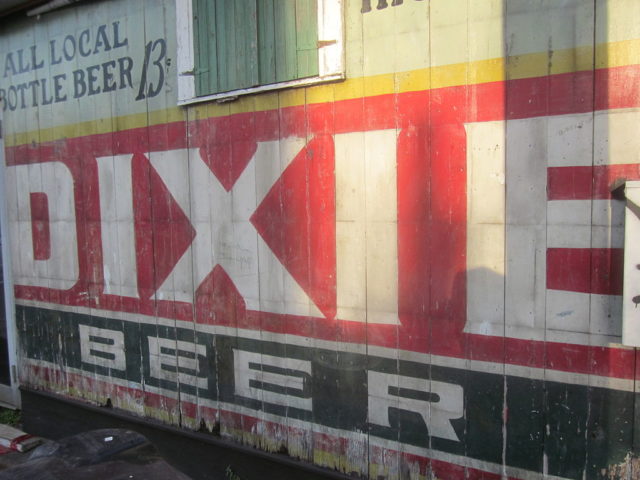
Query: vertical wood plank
[
  {"left": 294, "top": 0, "right": 319, "bottom": 78},
  {"left": 234, "top": 0, "right": 258, "bottom": 88},
  {"left": 193, "top": 0, "right": 208, "bottom": 95},
  {"left": 204, "top": 0, "right": 219, "bottom": 94},
  {"left": 215, "top": 0, "right": 232, "bottom": 92},
  {"left": 258, "top": 0, "right": 277, "bottom": 85},
  {"left": 275, "top": 0, "right": 297, "bottom": 82}
]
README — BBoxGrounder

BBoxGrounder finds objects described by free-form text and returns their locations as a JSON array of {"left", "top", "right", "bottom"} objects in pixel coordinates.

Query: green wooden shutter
[
  {"left": 293, "top": 0, "right": 319, "bottom": 79},
  {"left": 194, "top": 0, "right": 318, "bottom": 96}
]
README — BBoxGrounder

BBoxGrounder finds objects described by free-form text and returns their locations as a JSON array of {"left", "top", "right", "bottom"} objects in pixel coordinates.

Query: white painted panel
[
  {"left": 547, "top": 200, "right": 591, "bottom": 249},
  {"left": 505, "top": 225, "right": 546, "bottom": 336},
  {"left": 97, "top": 154, "right": 138, "bottom": 298},
  {"left": 548, "top": 200, "right": 591, "bottom": 226},
  {"left": 365, "top": 130, "right": 398, "bottom": 323},
  {"left": 593, "top": 200, "right": 624, "bottom": 249},
  {"left": 547, "top": 200, "right": 623, "bottom": 249},
  {"left": 546, "top": 328, "right": 622, "bottom": 347},
  {"left": 505, "top": 117, "right": 547, "bottom": 337},
  {"left": 546, "top": 289, "right": 590, "bottom": 334},
  {"left": 590, "top": 293, "right": 622, "bottom": 337},
  {"left": 547, "top": 289, "right": 622, "bottom": 341},
  {"left": 463, "top": 113, "right": 629, "bottom": 346},
  {"left": 335, "top": 131, "right": 366, "bottom": 316},
  {"left": 365, "top": 131, "right": 397, "bottom": 223},
  {"left": 366, "top": 222, "right": 399, "bottom": 324},
  {"left": 336, "top": 222, "right": 366, "bottom": 323},
  {"left": 464, "top": 121, "right": 505, "bottom": 335},
  {"left": 547, "top": 113, "right": 594, "bottom": 167},
  {"left": 5, "top": 168, "right": 27, "bottom": 286},
  {"left": 505, "top": 117, "right": 547, "bottom": 226},
  {"left": 592, "top": 226, "right": 624, "bottom": 249},
  {"left": 593, "top": 199, "right": 625, "bottom": 227},
  {"left": 466, "top": 121, "right": 506, "bottom": 225},
  {"left": 335, "top": 132, "right": 365, "bottom": 222},
  {"left": 7, "top": 162, "right": 79, "bottom": 290},
  {"left": 547, "top": 225, "right": 592, "bottom": 249},
  {"left": 595, "top": 109, "right": 640, "bottom": 166},
  {"left": 465, "top": 225, "right": 505, "bottom": 336},
  {"left": 335, "top": 130, "right": 399, "bottom": 325}
]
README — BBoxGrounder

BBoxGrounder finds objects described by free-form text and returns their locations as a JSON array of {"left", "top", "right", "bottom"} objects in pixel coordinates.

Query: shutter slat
[
  {"left": 258, "top": 0, "right": 277, "bottom": 85},
  {"left": 235, "top": 0, "right": 259, "bottom": 89},
  {"left": 295, "top": 0, "right": 319, "bottom": 78},
  {"left": 193, "top": 0, "right": 213, "bottom": 96},
  {"left": 274, "top": 0, "right": 298, "bottom": 83},
  {"left": 205, "top": 0, "right": 218, "bottom": 93},
  {"left": 217, "top": 0, "right": 234, "bottom": 92}
]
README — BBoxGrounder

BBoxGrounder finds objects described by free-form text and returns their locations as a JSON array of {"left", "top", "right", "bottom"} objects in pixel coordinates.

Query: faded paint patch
[{"left": 604, "top": 454, "right": 640, "bottom": 479}]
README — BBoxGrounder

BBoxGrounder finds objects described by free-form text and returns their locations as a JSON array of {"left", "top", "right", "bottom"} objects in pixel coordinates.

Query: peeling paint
[{"left": 604, "top": 454, "right": 640, "bottom": 480}]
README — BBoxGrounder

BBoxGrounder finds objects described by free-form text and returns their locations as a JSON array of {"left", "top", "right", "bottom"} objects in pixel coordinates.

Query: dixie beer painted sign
[
  {"left": 4, "top": 2, "right": 640, "bottom": 477},
  {"left": 8, "top": 72, "right": 640, "bottom": 478}
]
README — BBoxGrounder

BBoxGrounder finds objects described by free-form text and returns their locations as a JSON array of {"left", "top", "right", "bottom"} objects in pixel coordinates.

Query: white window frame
[{"left": 175, "top": 0, "right": 344, "bottom": 105}]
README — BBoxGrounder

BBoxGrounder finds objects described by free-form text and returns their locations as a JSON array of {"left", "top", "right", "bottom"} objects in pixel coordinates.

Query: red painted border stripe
[
  {"left": 548, "top": 164, "right": 640, "bottom": 200},
  {"left": 593, "top": 164, "right": 640, "bottom": 198},
  {"left": 547, "top": 166, "right": 594, "bottom": 200},
  {"left": 506, "top": 65, "right": 640, "bottom": 120},
  {"left": 546, "top": 247, "right": 623, "bottom": 295}
]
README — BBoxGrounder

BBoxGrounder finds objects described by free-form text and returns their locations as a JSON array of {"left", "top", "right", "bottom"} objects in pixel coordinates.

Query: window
[{"left": 176, "top": 0, "right": 344, "bottom": 104}]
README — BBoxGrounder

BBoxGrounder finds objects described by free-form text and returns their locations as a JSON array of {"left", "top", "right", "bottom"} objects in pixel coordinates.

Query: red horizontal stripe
[
  {"left": 546, "top": 248, "right": 623, "bottom": 295},
  {"left": 548, "top": 164, "right": 640, "bottom": 200},
  {"left": 596, "top": 65, "right": 640, "bottom": 111},
  {"left": 507, "top": 70, "right": 594, "bottom": 120},
  {"left": 593, "top": 164, "right": 640, "bottom": 198},
  {"left": 506, "top": 65, "right": 640, "bottom": 121},
  {"left": 547, "top": 166, "right": 593, "bottom": 200}
]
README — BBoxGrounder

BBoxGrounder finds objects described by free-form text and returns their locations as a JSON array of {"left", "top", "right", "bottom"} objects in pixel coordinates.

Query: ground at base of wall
[{"left": 19, "top": 389, "right": 346, "bottom": 480}]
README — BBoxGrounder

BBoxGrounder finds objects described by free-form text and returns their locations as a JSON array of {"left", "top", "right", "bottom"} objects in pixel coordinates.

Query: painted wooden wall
[{"left": 2, "top": 0, "right": 640, "bottom": 478}]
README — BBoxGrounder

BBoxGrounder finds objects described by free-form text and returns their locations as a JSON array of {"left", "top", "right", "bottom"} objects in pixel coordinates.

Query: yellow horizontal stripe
[
  {"left": 597, "top": 37, "right": 640, "bottom": 69},
  {"left": 7, "top": 107, "right": 186, "bottom": 148},
  {"left": 5, "top": 38, "right": 639, "bottom": 147}
]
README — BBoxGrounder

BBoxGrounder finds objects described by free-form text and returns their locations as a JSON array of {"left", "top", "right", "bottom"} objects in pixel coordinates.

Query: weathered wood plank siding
[{"left": 1, "top": 0, "right": 640, "bottom": 478}]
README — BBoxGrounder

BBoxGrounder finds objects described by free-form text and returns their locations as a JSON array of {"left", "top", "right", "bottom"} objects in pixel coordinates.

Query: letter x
[{"left": 149, "top": 141, "right": 323, "bottom": 318}]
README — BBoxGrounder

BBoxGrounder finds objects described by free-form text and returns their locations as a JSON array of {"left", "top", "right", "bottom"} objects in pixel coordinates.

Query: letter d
[{"left": 6, "top": 162, "right": 79, "bottom": 290}]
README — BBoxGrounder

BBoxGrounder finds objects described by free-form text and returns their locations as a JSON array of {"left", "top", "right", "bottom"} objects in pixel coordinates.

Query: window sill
[{"left": 177, "top": 73, "right": 345, "bottom": 107}]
